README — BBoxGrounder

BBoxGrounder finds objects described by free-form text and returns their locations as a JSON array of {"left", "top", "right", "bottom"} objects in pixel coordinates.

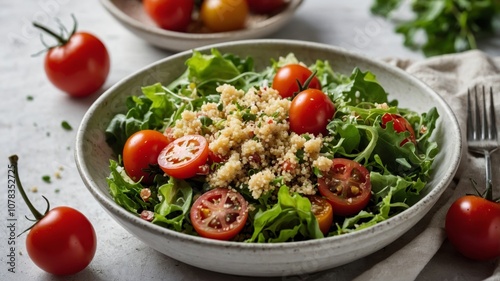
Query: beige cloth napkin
[
  {"left": 356, "top": 50, "right": 500, "bottom": 281},
  {"left": 309, "top": 50, "right": 500, "bottom": 281}
]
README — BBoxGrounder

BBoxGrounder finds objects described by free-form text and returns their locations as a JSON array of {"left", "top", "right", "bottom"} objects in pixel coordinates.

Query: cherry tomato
[
  {"left": 445, "top": 195, "right": 500, "bottom": 260},
  {"left": 308, "top": 195, "right": 333, "bottom": 235},
  {"left": 190, "top": 188, "right": 249, "bottom": 240},
  {"left": 27, "top": 207, "right": 97, "bottom": 275},
  {"left": 33, "top": 16, "right": 110, "bottom": 98},
  {"left": 123, "top": 130, "right": 170, "bottom": 184},
  {"left": 246, "top": 0, "right": 286, "bottom": 14},
  {"left": 318, "top": 158, "right": 372, "bottom": 216},
  {"left": 272, "top": 64, "right": 321, "bottom": 98},
  {"left": 9, "top": 155, "right": 96, "bottom": 276},
  {"left": 158, "top": 134, "right": 209, "bottom": 179},
  {"left": 289, "top": 89, "right": 335, "bottom": 136},
  {"left": 200, "top": 0, "right": 249, "bottom": 32},
  {"left": 143, "top": 0, "right": 194, "bottom": 32},
  {"left": 381, "top": 113, "right": 416, "bottom": 145}
]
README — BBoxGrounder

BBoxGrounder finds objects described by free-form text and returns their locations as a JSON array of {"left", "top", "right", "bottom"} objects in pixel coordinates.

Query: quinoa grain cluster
[{"left": 172, "top": 84, "right": 332, "bottom": 199}]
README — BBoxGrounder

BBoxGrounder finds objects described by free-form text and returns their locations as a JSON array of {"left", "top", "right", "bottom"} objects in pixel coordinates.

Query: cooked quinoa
[{"left": 172, "top": 84, "right": 333, "bottom": 199}]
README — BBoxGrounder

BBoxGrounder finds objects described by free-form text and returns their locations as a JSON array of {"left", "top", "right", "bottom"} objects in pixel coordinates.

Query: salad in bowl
[{"left": 104, "top": 49, "right": 439, "bottom": 242}]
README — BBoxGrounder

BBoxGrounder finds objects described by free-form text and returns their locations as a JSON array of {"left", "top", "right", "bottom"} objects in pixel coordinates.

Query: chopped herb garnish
[
  {"left": 61, "top": 121, "right": 72, "bottom": 131},
  {"left": 42, "top": 175, "right": 51, "bottom": 183}
]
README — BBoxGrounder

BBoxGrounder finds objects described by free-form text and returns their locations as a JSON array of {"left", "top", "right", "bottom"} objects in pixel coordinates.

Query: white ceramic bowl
[
  {"left": 75, "top": 39, "right": 462, "bottom": 277},
  {"left": 99, "top": 0, "right": 304, "bottom": 51}
]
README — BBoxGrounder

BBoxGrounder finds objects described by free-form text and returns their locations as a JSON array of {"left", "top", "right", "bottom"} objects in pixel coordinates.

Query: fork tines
[{"left": 467, "top": 86, "right": 497, "bottom": 141}]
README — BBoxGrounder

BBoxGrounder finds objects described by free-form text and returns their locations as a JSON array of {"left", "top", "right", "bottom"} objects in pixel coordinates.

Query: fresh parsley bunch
[{"left": 371, "top": 0, "right": 500, "bottom": 56}]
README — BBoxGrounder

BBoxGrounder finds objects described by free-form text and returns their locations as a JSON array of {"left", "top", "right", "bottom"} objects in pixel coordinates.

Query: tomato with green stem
[
  {"left": 289, "top": 88, "right": 335, "bottom": 136},
  {"left": 33, "top": 15, "right": 110, "bottom": 98},
  {"left": 143, "top": 0, "right": 194, "bottom": 31},
  {"left": 190, "top": 188, "right": 249, "bottom": 240},
  {"left": 445, "top": 180, "right": 500, "bottom": 260},
  {"left": 123, "top": 130, "right": 171, "bottom": 184},
  {"left": 318, "top": 158, "right": 372, "bottom": 216},
  {"left": 272, "top": 64, "right": 321, "bottom": 98},
  {"left": 8, "top": 155, "right": 96, "bottom": 275},
  {"left": 158, "top": 134, "right": 209, "bottom": 179}
]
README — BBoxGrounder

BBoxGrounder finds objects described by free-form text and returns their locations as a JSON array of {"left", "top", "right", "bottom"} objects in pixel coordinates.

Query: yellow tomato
[{"left": 200, "top": 0, "right": 249, "bottom": 32}]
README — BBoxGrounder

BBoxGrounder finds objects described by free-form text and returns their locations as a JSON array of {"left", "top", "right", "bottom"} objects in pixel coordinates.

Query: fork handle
[{"left": 485, "top": 150, "right": 493, "bottom": 199}]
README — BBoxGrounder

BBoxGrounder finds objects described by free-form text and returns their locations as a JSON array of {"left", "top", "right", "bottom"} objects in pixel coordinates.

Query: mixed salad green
[{"left": 105, "top": 49, "right": 439, "bottom": 242}]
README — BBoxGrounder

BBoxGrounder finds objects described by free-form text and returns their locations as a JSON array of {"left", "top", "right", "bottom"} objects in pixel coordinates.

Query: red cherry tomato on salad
[
  {"left": 445, "top": 195, "right": 500, "bottom": 260},
  {"left": 308, "top": 195, "right": 333, "bottom": 235},
  {"left": 246, "top": 0, "right": 286, "bottom": 14},
  {"left": 33, "top": 16, "right": 110, "bottom": 98},
  {"left": 318, "top": 158, "right": 372, "bottom": 216},
  {"left": 381, "top": 113, "right": 416, "bottom": 145},
  {"left": 289, "top": 89, "right": 335, "bottom": 136},
  {"left": 272, "top": 64, "right": 321, "bottom": 98},
  {"left": 143, "top": 0, "right": 194, "bottom": 32},
  {"left": 200, "top": 0, "right": 249, "bottom": 32},
  {"left": 190, "top": 188, "right": 249, "bottom": 240},
  {"left": 158, "top": 134, "right": 209, "bottom": 179},
  {"left": 123, "top": 130, "right": 170, "bottom": 184},
  {"left": 9, "top": 155, "right": 97, "bottom": 276}
]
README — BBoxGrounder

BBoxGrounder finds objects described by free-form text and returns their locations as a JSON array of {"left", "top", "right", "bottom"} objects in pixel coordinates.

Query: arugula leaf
[
  {"left": 152, "top": 178, "right": 193, "bottom": 232},
  {"left": 248, "top": 185, "right": 323, "bottom": 243}
]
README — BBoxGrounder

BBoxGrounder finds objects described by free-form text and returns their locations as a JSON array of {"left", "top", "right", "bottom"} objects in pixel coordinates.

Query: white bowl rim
[
  {"left": 99, "top": 0, "right": 304, "bottom": 41},
  {"left": 75, "top": 38, "right": 462, "bottom": 250}
]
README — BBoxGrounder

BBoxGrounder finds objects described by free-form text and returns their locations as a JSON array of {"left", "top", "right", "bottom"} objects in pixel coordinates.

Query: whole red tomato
[
  {"left": 9, "top": 155, "right": 97, "bottom": 275},
  {"left": 381, "top": 113, "right": 416, "bottom": 145},
  {"left": 289, "top": 89, "right": 335, "bottom": 135},
  {"left": 272, "top": 64, "right": 321, "bottom": 98},
  {"left": 445, "top": 195, "right": 500, "bottom": 260},
  {"left": 143, "top": 0, "right": 194, "bottom": 31},
  {"left": 123, "top": 130, "right": 170, "bottom": 184},
  {"left": 247, "top": 0, "right": 286, "bottom": 14},
  {"left": 26, "top": 207, "right": 97, "bottom": 275},
  {"left": 33, "top": 16, "right": 110, "bottom": 98}
]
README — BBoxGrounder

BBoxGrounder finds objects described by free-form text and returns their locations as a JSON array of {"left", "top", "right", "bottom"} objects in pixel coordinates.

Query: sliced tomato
[
  {"left": 318, "top": 158, "right": 372, "bottom": 216},
  {"left": 308, "top": 195, "right": 333, "bottom": 235},
  {"left": 190, "top": 188, "right": 249, "bottom": 240},
  {"left": 381, "top": 113, "right": 416, "bottom": 145},
  {"left": 157, "top": 135, "right": 209, "bottom": 179}
]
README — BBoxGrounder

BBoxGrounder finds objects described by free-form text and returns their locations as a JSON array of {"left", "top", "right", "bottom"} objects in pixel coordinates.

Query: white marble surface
[{"left": 1, "top": 0, "right": 499, "bottom": 280}]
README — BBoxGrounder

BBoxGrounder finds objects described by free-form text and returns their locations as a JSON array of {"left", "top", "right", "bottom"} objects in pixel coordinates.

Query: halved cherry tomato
[
  {"left": 158, "top": 135, "right": 209, "bottom": 179},
  {"left": 445, "top": 195, "right": 500, "bottom": 260},
  {"left": 318, "top": 158, "right": 372, "bottom": 216},
  {"left": 381, "top": 113, "right": 416, "bottom": 145},
  {"left": 123, "top": 130, "right": 170, "bottom": 184},
  {"left": 272, "top": 64, "right": 321, "bottom": 98},
  {"left": 200, "top": 0, "right": 249, "bottom": 32},
  {"left": 143, "top": 0, "right": 194, "bottom": 32},
  {"left": 246, "top": 0, "right": 287, "bottom": 14},
  {"left": 190, "top": 188, "right": 249, "bottom": 240},
  {"left": 289, "top": 89, "right": 335, "bottom": 136},
  {"left": 308, "top": 196, "right": 333, "bottom": 235}
]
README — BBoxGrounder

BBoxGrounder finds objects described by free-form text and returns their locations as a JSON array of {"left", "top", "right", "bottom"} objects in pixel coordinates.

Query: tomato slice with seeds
[
  {"left": 308, "top": 195, "right": 333, "bottom": 235},
  {"left": 190, "top": 188, "right": 249, "bottom": 240},
  {"left": 318, "top": 158, "right": 372, "bottom": 216},
  {"left": 158, "top": 135, "right": 209, "bottom": 179}
]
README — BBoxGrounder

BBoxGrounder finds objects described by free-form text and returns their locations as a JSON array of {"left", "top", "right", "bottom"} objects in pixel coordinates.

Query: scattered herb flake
[
  {"left": 27, "top": 96, "right": 34, "bottom": 101},
  {"left": 61, "top": 121, "right": 73, "bottom": 131},
  {"left": 42, "top": 175, "right": 51, "bottom": 183}
]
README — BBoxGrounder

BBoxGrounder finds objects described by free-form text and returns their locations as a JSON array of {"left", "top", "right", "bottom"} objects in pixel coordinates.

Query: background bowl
[
  {"left": 99, "top": 0, "right": 304, "bottom": 51},
  {"left": 75, "top": 39, "right": 462, "bottom": 277}
]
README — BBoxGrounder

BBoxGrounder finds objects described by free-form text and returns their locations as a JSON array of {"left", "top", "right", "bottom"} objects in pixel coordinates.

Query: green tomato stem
[
  {"left": 32, "top": 14, "right": 78, "bottom": 47},
  {"left": 8, "top": 155, "right": 45, "bottom": 221}
]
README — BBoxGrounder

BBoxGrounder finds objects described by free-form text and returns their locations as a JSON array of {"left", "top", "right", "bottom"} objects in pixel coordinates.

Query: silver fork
[{"left": 467, "top": 86, "right": 499, "bottom": 198}]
